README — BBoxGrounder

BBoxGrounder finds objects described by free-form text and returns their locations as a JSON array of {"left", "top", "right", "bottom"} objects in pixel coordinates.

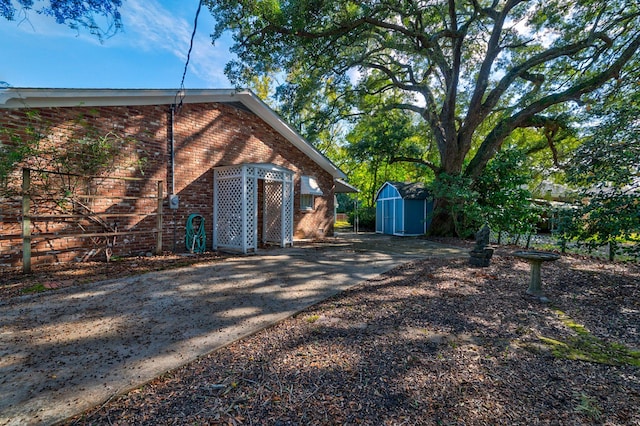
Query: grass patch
[
  {"left": 538, "top": 310, "right": 640, "bottom": 366},
  {"left": 305, "top": 314, "right": 320, "bottom": 323},
  {"left": 335, "top": 220, "right": 351, "bottom": 230},
  {"left": 21, "top": 283, "right": 48, "bottom": 294},
  {"left": 574, "top": 393, "right": 602, "bottom": 421}
]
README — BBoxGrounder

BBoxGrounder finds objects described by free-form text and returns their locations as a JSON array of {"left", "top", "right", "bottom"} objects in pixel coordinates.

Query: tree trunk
[
  {"left": 427, "top": 150, "right": 466, "bottom": 237},
  {"left": 428, "top": 205, "right": 456, "bottom": 236}
]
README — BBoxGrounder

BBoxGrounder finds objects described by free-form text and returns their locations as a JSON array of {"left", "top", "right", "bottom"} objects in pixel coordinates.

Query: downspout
[
  {"left": 169, "top": 104, "right": 176, "bottom": 194},
  {"left": 169, "top": 104, "right": 177, "bottom": 252}
]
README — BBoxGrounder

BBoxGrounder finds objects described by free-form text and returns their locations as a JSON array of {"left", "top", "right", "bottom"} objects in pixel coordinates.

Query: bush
[{"left": 348, "top": 207, "right": 376, "bottom": 231}]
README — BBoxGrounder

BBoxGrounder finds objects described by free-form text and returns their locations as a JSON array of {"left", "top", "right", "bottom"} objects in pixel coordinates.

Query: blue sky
[{"left": 0, "top": 0, "right": 234, "bottom": 89}]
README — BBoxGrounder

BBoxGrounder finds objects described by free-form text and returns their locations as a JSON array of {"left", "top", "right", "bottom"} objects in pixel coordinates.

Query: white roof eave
[
  {"left": 335, "top": 178, "right": 359, "bottom": 193},
  {"left": 0, "top": 88, "right": 346, "bottom": 179}
]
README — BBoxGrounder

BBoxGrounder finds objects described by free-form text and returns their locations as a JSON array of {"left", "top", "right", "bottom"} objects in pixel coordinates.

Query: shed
[{"left": 375, "top": 181, "right": 433, "bottom": 236}]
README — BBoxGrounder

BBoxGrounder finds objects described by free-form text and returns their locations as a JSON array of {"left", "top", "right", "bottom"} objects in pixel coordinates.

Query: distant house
[
  {"left": 532, "top": 180, "right": 577, "bottom": 202},
  {"left": 375, "top": 181, "right": 433, "bottom": 236},
  {"left": 0, "top": 88, "right": 355, "bottom": 266}
]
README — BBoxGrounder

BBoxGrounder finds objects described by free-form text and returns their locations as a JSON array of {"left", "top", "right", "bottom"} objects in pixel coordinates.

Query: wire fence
[{"left": 490, "top": 230, "right": 636, "bottom": 262}]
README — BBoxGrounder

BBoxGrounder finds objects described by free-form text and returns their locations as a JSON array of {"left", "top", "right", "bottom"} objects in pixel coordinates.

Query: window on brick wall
[
  {"left": 300, "top": 176, "right": 323, "bottom": 211},
  {"left": 300, "top": 194, "right": 314, "bottom": 211}
]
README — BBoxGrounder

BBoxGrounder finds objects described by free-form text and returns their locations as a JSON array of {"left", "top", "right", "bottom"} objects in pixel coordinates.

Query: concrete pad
[{"left": 0, "top": 233, "right": 466, "bottom": 425}]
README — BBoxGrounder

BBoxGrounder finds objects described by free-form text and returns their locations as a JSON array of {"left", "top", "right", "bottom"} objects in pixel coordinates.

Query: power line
[{"left": 174, "top": 0, "right": 203, "bottom": 109}]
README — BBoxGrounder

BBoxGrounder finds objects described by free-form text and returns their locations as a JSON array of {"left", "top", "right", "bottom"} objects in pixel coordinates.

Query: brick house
[{"left": 0, "top": 88, "right": 356, "bottom": 267}]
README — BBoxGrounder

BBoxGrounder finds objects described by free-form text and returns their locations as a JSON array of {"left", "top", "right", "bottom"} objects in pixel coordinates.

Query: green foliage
[
  {"left": 335, "top": 193, "right": 354, "bottom": 214},
  {"left": 207, "top": 0, "right": 640, "bottom": 235},
  {"left": 563, "top": 80, "right": 640, "bottom": 260},
  {"left": 574, "top": 393, "right": 602, "bottom": 422},
  {"left": 429, "top": 149, "right": 540, "bottom": 238},
  {"left": 21, "top": 283, "right": 48, "bottom": 294},
  {"left": 474, "top": 148, "right": 540, "bottom": 236},
  {"left": 348, "top": 206, "right": 376, "bottom": 231},
  {"left": 0, "top": 111, "right": 46, "bottom": 194},
  {"left": 550, "top": 207, "right": 579, "bottom": 254},
  {"left": 429, "top": 173, "right": 483, "bottom": 238},
  {"left": 0, "top": 135, "right": 35, "bottom": 193},
  {"left": 304, "top": 314, "right": 320, "bottom": 323},
  {"left": 345, "top": 104, "right": 433, "bottom": 205}
]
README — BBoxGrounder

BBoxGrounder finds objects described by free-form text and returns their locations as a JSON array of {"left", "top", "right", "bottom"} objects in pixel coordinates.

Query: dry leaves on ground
[
  {"left": 59, "top": 248, "right": 640, "bottom": 425},
  {"left": 0, "top": 252, "right": 224, "bottom": 300}
]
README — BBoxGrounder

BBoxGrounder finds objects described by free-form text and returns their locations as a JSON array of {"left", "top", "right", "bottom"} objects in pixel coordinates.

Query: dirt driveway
[{"left": 0, "top": 233, "right": 466, "bottom": 426}]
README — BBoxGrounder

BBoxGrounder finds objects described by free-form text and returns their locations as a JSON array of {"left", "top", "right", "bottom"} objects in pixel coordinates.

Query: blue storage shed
[{"left": 375, "top": 181, "right": 433, "bottom": 236}]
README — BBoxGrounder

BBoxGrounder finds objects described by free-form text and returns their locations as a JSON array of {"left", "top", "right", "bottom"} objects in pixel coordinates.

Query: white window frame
[{"left": 300, "top": 193, "right": 315, "bottom": 211}]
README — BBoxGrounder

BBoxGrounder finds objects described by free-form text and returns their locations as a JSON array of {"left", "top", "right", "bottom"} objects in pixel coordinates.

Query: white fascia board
[
  {"left": 0, "top": 88, "right": 347, "bottom": 180},
  {"left": 335, "top": 178, "right": 359, "bottom": 193},
  {"left": 0, "top": 88, "right": 242, "bottom": 108},
  {"left": 374, "top": 181, "right": 395, "bottom": 202},
  {"left": 233, "top": 91, "right": 347, "bottom": 179}
]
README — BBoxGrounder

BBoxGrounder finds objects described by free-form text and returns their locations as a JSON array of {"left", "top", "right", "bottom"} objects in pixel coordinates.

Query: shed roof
[
  {"left": 387, "top": 181, "right": 430, "bottom": 200},
  {"left": 0, "top": 88, "right": 347, "bottom": 180}
]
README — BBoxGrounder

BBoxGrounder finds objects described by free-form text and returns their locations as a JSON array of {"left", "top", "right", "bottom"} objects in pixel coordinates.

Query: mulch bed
[
  {"left": 3, "top": 240, "right": 639, "bottom": 425},
  {"left": 0, "top": 252, "right": 225, "bottom": 299}
]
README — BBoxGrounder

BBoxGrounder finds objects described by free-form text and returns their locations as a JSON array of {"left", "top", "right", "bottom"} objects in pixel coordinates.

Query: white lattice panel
[
  {"left": 245, "top": 175, "right": 257, "bottom": 250},
  {"left": 215, "top": 178, "right": 243, "bottom": 249},
  {"left": 214, "top": 163, "right": 294, "bottom": 253},
  {"left": 283, "top": 181, "right": 294, "bottom": 245},
  {"left": 215, "top": 167, "right": 242, "bottom": 179}
]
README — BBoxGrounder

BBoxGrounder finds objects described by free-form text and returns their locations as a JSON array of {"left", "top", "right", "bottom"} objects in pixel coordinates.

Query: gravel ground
[{"left": 62, "top": 245, "right": 640, "bottom": 425}]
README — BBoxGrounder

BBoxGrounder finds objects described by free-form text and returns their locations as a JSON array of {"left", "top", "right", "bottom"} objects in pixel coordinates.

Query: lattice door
[{"left": 263, "top": 180, "right": 283, "bottom": 244}]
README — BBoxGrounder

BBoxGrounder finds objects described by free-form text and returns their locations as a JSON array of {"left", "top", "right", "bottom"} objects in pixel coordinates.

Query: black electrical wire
[{"left": 174, "top": 0, "right": 203, "bottom": 109}]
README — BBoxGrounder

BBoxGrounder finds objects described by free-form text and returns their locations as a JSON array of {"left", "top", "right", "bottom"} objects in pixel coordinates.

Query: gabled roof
[
  {"left": 0, "top": 88, "right": 346, "bottom": 180},
  {"left": 386, "top": 181, "right": 430, "bottom": 200}
]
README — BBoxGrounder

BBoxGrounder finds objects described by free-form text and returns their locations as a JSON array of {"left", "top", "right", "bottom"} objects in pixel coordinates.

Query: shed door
[
  {"left": 383, "top": 199, "right": 394, "bottom": 234},
  {"left": 375, "top": 201, "right": 383, "bottom": 233},
  {"left": 394, "top": 199, "right": 403, "bottom": 234}
]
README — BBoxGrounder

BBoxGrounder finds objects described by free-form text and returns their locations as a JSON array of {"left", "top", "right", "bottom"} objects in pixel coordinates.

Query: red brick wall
[{"left": 0, "top": 102, "right": 335, "bottom": 267}]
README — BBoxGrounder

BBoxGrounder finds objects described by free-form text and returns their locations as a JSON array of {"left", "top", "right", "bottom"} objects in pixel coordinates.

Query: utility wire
[{"left": 174, "top": 0, "right": 203, "bottom": 110}]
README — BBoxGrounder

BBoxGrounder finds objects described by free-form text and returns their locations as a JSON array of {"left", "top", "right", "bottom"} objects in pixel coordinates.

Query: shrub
[{"left": 348, "top": 206, "right": 376, "bottom": 231}]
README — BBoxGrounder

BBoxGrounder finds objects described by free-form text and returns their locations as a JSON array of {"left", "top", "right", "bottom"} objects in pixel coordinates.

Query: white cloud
[
  {"left": 2, "top": 4, "right": 102, "bottom": 42},
  {"left": 121, "top": 0, "right": 233, "bottom": 88},
  {"left": 121, "top": 0, "right": 192, "bottom": 58},
  {"left": 0, "top": 0, "right": 234, "bottom": 88}
]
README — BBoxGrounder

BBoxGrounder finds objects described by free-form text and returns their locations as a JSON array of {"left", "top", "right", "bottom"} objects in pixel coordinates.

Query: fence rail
[{"left": 20, "top": 168, "right": 164, "bottom": 273}]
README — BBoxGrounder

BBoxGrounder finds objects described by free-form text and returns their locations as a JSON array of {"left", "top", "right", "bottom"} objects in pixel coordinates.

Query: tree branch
[
  {"left": 465, "top": 31, "right": 640, "bottom": 179},
  {"left": 389, "top": 156, "right": 440, "bottom": 173},
  {"left": 464, "top": 0, "right": 523, "bottom": 135}
]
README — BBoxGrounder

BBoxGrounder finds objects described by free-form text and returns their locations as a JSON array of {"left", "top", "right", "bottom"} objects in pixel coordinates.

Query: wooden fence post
[
  {"left": 156, "top": 180, "right": 163, "bottom": 255},
  {"left": 22, "top": 168, "right": 31, "bottom": 273}
]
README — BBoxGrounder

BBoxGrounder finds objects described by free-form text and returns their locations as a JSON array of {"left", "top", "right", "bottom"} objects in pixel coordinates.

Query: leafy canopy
[
  {"left": 563, "top": 75, "right": 640, "bottom": 259},
  {"left": 1, "top": 0, "right": 123, "bottom": 39},
  {"left": 206, "top": 0, "right": 640, "bottom": 181}
]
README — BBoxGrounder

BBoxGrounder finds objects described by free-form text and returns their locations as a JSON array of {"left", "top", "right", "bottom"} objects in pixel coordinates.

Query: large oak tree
[
  {"left": 206, "top": 0, "right": 640, "bottom": 233},
  {"left": 1, "top": 0, "right": 122, "bottom": 39}
]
